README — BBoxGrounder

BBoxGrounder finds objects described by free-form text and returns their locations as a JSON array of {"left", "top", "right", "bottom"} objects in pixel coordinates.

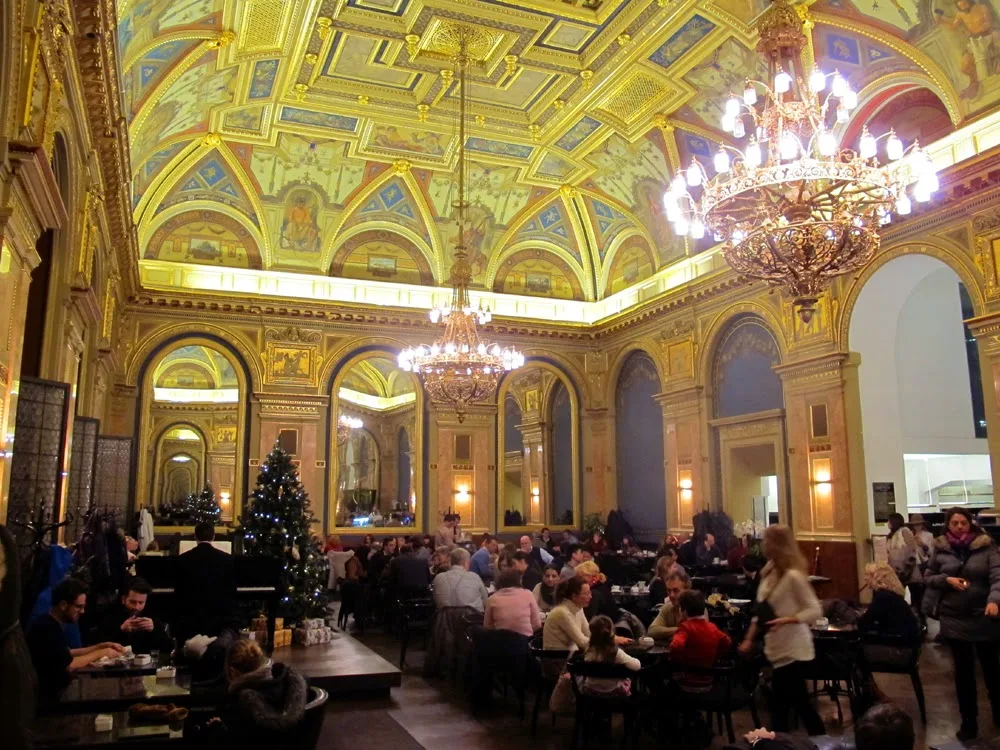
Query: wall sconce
[
  {"left": 454, "top": 473, "right": 473, "bottom": 506},
  {"left": 678, "top": 469, "right": 693, "bottom": 505},
  {"left": 530, "top": 480, "right": 540, "bottom": 504},
  {"left": 811, "top": 457, "right": 832, "bottom": 497},
  {"left": 219, "top": 490, "right": 231, "bottom": 507}
]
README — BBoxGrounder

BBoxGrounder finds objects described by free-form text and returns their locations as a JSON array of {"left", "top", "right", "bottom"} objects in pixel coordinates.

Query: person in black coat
[
  {"left": 174, "top": 523, "right": 236, "bottom": 642},
  {"left": 196, "top": 639, "right": 307, "bottom": 750},
  {"left": 858, "top": 563, "right": 920, "bottom": 642},
  {"left": 512, "top": 551, "right": 542, "bottom": 591},
  {"left": 93, "top": 576, "right": 174, "bottom": 654}
]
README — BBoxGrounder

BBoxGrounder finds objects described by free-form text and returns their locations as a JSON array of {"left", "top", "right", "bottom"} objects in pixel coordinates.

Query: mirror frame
[
  {"left": 496, "top": 359, "right": 581, "bottom": 533},
  {"left": 133, "top": 336, "right": 251, "bottom": 529},
  {"left": 327, "top": 348, "right": 424, "bottom": 534}
]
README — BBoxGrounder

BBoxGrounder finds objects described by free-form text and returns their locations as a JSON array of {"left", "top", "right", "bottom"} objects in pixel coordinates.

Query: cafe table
[
  {"left": 30, "top": 712, "right": 184, "bottom": 748},
  {"left": 56, "top": 674, "right": 192, "bottom": 715}
]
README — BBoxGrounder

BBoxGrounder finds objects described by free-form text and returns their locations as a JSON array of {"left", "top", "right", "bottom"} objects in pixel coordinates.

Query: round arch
[
  {"left": 605, "top": 341, "right": 665, "bottom": 414},
  {"left": 495, "top": 356, "right": 583, "bottom": 531},
  {"left": 325, "top": 343, "right": 425, "bottom": 535},
  {"left": 698, "top": 302, "right": 789, "bottom": 391},
  {"left": 838, "top": 240, "right": 987, "bottom": 351},
  {"left": 131, "top": 334, "right": 253, "bottom": 523},
  {"left": 484, "top": 240, "right": 591, "bottom": 301},
  {"left": 149, "top": 420, "right": 210, "bottom": 511}
]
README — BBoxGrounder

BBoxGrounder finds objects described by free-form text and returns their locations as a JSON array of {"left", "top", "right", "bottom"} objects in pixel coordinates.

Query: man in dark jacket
[
  {"left": 174, "top": 523, "right": 236, "bottom": 642},
  {"left": 94, "top": 576, "right": 173, "bottom": 654},
  {"left": 386, "top": 542, "right": 431, "bottom": 596}
]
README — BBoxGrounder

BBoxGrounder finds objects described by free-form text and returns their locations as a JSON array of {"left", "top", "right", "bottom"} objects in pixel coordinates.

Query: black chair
[
  {"left": 398, "top": 596, "right": 435, "bottom": 668},
  {"left": 565, "top": 655, "right": 645, "bottom": 750},
  {"left": 660, "top": 657, "right": 762, "bottom": 743},
  {"left": 859, "top": 627, "right": 927, "bottom": 723},
  {"left": 294, "top": 686, "right": 329, "bottom": 750},
  {"left": 528, "top": 636, "right": 571, "bottom": 736},
  {"left": 468, "top": 625, "right": 531, "bottom": 717},
  {"left": 802, "top": 630, "right": 864, "bottom": 725}
]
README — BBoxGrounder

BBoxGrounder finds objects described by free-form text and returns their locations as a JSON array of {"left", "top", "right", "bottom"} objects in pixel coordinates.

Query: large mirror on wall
[
  {"left": 138, "top": 343, "right": 247, "bottom": 528},
  {"left": 498, "top": 364, "right": 579, "bottom": 530},
  {"left": 330, "top": 354, "right": 422, "bottom": 531}
]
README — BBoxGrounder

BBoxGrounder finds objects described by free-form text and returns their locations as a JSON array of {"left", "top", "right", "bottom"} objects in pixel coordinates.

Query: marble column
[
  {"left": 964, "top": 313, "right": 1000, "bottom": 508},
  {"left": 654, "top": 386, "right": 705, "bottom": 533},
  {"left": 580, "top": 407, "right": 614, "bottom": 519},
  {"left": 518, "top": 419, "right": 547, "bottom": 526}
]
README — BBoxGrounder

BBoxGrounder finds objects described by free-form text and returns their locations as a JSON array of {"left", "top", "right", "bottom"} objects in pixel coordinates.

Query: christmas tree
[
  {"left": 184, "top": 482, "right": 221, "bottom": 525},
  {"left": 237, "top": 443, "right": 329, "bottom": 619}
]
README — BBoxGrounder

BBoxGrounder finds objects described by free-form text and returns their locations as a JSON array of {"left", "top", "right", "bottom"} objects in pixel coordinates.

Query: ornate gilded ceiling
[{"left": 120, "top": 0, "right": 972, "bottom": 302}]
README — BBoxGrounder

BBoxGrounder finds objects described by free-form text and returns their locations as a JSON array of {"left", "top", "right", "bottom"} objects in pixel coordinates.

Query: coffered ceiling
[{"left": 120, "top": 0, "right": 970, "bottom": 302}]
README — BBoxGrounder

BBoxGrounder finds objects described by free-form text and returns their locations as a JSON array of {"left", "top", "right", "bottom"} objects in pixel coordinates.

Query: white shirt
[{"left": 433, "top": 566, "right": 489, "bottom": 612}]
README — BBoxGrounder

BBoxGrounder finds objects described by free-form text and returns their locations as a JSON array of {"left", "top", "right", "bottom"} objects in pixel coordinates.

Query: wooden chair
[
  {"left": 566, "top": 655, "right": 646, "bottom": 750},
  {"left": 528, "top": 636, "right": 571, "bottom": 736},
  {"left": 859, "top": 627, "right": 927, "bottom": 724},
  {"left": 660, "top": 657, "right": 762, "bottom": 743},
  {"left": 397, "top": 596, "right": 435, "bottom": 668}
]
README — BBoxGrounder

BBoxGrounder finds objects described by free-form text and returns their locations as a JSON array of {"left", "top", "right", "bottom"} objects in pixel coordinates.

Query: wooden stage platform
[{"left": 275, "top": 631, "right": 402, "bottom": 697}]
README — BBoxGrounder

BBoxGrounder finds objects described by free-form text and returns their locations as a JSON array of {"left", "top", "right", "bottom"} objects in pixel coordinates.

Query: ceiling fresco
[
  {"left": 120, "top": 0, "right": 967, "bottom": 302},
  {"left": 153, "top": 345, "right": 240, "bottom": 389}
]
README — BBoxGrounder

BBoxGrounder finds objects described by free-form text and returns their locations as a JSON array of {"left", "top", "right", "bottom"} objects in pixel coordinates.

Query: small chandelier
[
  {"left": 663, "top": 0, "right": 938, "bottom": 322},
  {"left": 337, "top": 414, "right": 363, "bottom": 446},
  {"left": 398, "top": 29, "right": 524, "bottom": 422}
]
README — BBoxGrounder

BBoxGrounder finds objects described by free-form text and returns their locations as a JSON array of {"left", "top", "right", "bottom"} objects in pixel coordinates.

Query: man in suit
[{"left": 173, "top": 522, "right": 236, "bottom": 642}]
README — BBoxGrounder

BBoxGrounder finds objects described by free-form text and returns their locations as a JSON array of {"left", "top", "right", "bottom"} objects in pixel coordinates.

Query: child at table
[
  {"left": 580, "top": 615, "right": 642, "bottom": 696},
  {"left": 669, "top": 590, "right": 732, "bottom": 692}
]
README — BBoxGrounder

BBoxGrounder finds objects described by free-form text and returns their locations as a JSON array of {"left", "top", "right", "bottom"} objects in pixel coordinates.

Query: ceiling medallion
[
  {"left": 399, "top": 27, "right": 524, "bottom": 422},
  {"left": 337, "top": 415, "right": 363, "bottom": 446},
  {"left": 663, "top": 0, "right": 939, "bottom": 322}
]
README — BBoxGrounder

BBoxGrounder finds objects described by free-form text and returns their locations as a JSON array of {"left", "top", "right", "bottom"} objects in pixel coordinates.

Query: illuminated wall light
[
  {"left": 811, "top": 457, "right": 833, "bottom": 498},
  {"left": 219, "top": 490, "right": 231, "bottom": 506},
  {"left": 531, "top": 481, "right": 540, "bottom": 504},
  {"left": 678, "top": 469, "right": 694, "bottom": 506},
  {"left": 454, "top": 473, "right": 473, "bottom": 506}
]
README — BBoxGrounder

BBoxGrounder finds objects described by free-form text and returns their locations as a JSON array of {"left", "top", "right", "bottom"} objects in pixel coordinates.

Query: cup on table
[
  {"left": 814, "top": 617, "right": 830, "bottom": 630},
  {"left": 639, "top": 636, "right": 654, "bottom": 648}
]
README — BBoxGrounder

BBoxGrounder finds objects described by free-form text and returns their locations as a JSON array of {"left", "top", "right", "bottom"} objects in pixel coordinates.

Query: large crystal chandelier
[
  {"left": 398, "top": 29, "right": 524, "bottom": 422},
  {"left": 663, "top": 0, "right": 938, "bottom": 322}
]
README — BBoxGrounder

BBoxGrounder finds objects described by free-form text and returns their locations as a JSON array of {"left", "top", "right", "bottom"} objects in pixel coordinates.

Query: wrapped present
[
  {"left": 300, "top": 618, "right": 324, "bottom": 631},
  {"left": 272, "top": 628, "right": 292, "bottom": 648},
  {"left": 274, "top": 618, "right": 284, "bottom": 631},
  {"left": 293, "top": 625, "right": 334, "bottom": 646}
]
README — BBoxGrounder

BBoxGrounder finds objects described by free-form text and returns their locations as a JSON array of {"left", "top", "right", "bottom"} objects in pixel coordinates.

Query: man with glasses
[{"left": 26, "top": 578, "right": 123, "bottom": 709}]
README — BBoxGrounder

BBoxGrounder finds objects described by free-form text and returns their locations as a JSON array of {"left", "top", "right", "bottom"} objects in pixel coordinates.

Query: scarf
[
  {"left": 947, "top": 530, "right": 976, "bottom": 549},
  {"left": 540, "top": 583, "right": 556, "bottom": 606}
]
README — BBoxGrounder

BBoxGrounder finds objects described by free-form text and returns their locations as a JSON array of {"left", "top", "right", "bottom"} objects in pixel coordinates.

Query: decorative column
[
  {"left": 774, "top": 352, "right": 865, "bottom": 600},
  {"left": 427, "top": 402, "right": 495, "bottom": 534},
  {"left": 580, "top": 408, "right": 614, "bottom": 519},
  {"left": 655, "top": 386, "right": 706, "bottom": 533},
  {"left": 964, "top": 314, "right": 1000, "bottom": 507}
]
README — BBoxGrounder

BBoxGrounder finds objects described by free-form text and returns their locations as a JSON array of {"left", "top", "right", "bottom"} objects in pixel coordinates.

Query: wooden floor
[{"left": 275, "top": 631, "right": 402, "bottom": 697}]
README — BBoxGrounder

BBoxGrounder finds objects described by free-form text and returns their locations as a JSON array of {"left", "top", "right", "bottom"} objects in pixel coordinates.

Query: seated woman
[
  {"left": 580, "top": 615, "right": 641, "bottom": 696},
  {"left": 575, "top": 561, "right": 617, "bottom": 621},
  {"left": 585, "top": 530, "right": 608, "bottom": 555},
  {"left": 199, "top": 639, "right": 308, "bottom": 748},
  {"left": 619, "top": 536, "right": 641, "bottom": 557},
  {"left": 543, "top": 577, "right": 592, "bottom": 654},
  {"left": 484, "top": 568, "right": 542, "bottom": 637},
  {"left": 533, "top": 565, "right": 561, "bottom": 613},
  {"left": 858, "top": 562, "right": 921, "bottom": 675}
]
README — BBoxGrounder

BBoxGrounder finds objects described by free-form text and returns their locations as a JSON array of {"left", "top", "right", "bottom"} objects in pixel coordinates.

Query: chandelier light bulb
[
  {"left": 429, "top": 308, "right": 441, "bottom": 323},
  {"left": 445, "top": 342, "right": 456, "bottom": 354},
  {"left": 721, "top": 112, "right": 735, "bottom": 132},
  {"left": 836, "top": 105, "right": 849, "bottom": 124},
  {"left": 725, "top": 98, "right": 741, "bottom": 117},
  {"left": 775, "top": 69, "right": 791, "bottom": 93},
  {"left": 477, "top": 344, "right": 486, "bottom": 355},
  {"left": 670, "top": 175, "right": 686, "bottom": 195},
  {"left": 491, "top": 344, "right": 501, "bottom": 356},
  {"left": 665, "top": 200, "right": 681, "bottom": 222},
  {"left": 686, "top": 162, "right": 702, "bottom": 187},
  {"left": 732, "top": 229, "right": 746, "bottom": 243},
  {"left": 714, "top": 149, "right": 731, "bottom": 173},
  {"left": 842, "top": 89, "right": 858, "bottom": 110},
  {"left": 733, "top": 118, "right": 746, "bottom": 139},
  {"left": 743, "top": 85, "right": 757, "bottom": 105},
  {"left": 430, "top": 344, "right": 440, "bottom": 355},
  {"left": 818, "top": 130, "right": 837, "bottom": 157},
  {"left": 690, "top": 218, "right": 706, "bottom": 240},
  {"left": 809, "top": 68, "right": 826, "bottom": 92},
  {"left": 780, "top": 132, "right": 798, "bottom": 160},
  {"left": 859, "top": 130, "right": 877, "bottom": 159},
  {"left": 674, "top": 215, "right": 690, "bottom": 236},
  {"left": 896, "top": 194, "right": 912, "bottom": 215},
  {"left": 745, "top": 140, "right": 762, "bottom": 168},
  {"left": 831, "top": 73, "right": 848, "bottom": 97},
  {"left": 919, "top": 172, "right": 939, "bottom": 193},
  {"left": 886, "top": 132, "right": 904, "bottom": 161}
]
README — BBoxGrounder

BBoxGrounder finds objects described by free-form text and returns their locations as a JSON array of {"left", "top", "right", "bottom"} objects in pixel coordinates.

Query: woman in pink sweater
[{"left": 484, "top": 568, "right": 542, "bottom": 637}]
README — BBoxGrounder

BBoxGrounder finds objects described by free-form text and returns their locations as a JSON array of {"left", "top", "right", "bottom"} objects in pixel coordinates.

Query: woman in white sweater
[
  {"left": 543, "top": 576, "right": 592, "bottom": 653},
  {"left": 739, "top": 524, "right": 824, "bottom": 735}
]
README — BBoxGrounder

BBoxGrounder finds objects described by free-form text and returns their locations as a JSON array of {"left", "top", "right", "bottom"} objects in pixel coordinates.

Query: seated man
[
  {"left": 26, "top": 578, "right": 123, "bottom": 709},
  {"left": 174, "top": 522, "right": 236, "bottom": 642},
  {"left": 669, "top": 589, "right": 731, "bottom": 692},
  {"left": 469, "top": 537, "right": 499, "bottom": 582},
  {"left": 425, "top": 548, "right": 489, "bottom": 678},
  {"left": 648, "top": 570, "right": 691, "bottom": 640},
  {"left": 519, "top": 534, "right": 553, "bottom": 569},
  {"left": 94, "top": 576, "right": 173, "bottom": 654},
  {"left": 695, "top": 533, "right": 722, "bottom": 567},
  {"left": 387, "top": 542, "right": 431, "bottom": 596},
  {"left": 559, "top": 543, "right": 585, "bottom": 580}
]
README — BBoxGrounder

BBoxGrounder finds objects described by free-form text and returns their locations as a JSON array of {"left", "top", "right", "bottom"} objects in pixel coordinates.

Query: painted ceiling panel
[{"left": 120, "top": 0, "right": 964, "bottom": 298}]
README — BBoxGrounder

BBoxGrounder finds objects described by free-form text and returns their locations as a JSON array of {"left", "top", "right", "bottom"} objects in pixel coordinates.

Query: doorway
[{"left": 713, "top": 412, "right": 789, "bottom": 525}]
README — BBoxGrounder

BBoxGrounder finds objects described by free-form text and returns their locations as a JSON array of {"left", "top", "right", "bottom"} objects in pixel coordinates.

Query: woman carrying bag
[{"left": 923, "top": 507, "right": 1000, "bottom": 741}]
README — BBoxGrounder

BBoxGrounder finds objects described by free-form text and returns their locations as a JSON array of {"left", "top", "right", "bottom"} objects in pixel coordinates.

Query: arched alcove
[
  {"left": 849, "top": 254, "right": 992, "bottom": 533},
  {"left": 709, "top": 315, "right": 787, "bottom": 525},
  {"left": 551, "top": 381, "right": 574, "bottom": 526},
  {"left": 615, "top": 351, "right": 666, "bottom": 538}
]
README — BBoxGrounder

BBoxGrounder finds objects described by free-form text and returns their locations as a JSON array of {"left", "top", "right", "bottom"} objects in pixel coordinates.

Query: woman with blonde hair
[
  {"left": 738, "top": 524, "right": 824, "bottom": 735},
  {"left": 575, "top": 560, "right": 616, "bottom": 621},
  {"left": 859, "top": 562, "right": 918, "bottom": 641}
]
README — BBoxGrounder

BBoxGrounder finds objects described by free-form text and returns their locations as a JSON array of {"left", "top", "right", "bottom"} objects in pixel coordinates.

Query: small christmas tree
[
  {"left": 237, "top": 443, "right": 329, "bottom": 619},
  {"left": 184, "top": 482, "right": 221, "bottom": 525}
]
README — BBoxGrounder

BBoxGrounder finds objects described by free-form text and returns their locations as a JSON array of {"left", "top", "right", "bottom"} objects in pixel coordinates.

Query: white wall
[{"left": 851, "top": 256, "right": 988, "bottom": 532}]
